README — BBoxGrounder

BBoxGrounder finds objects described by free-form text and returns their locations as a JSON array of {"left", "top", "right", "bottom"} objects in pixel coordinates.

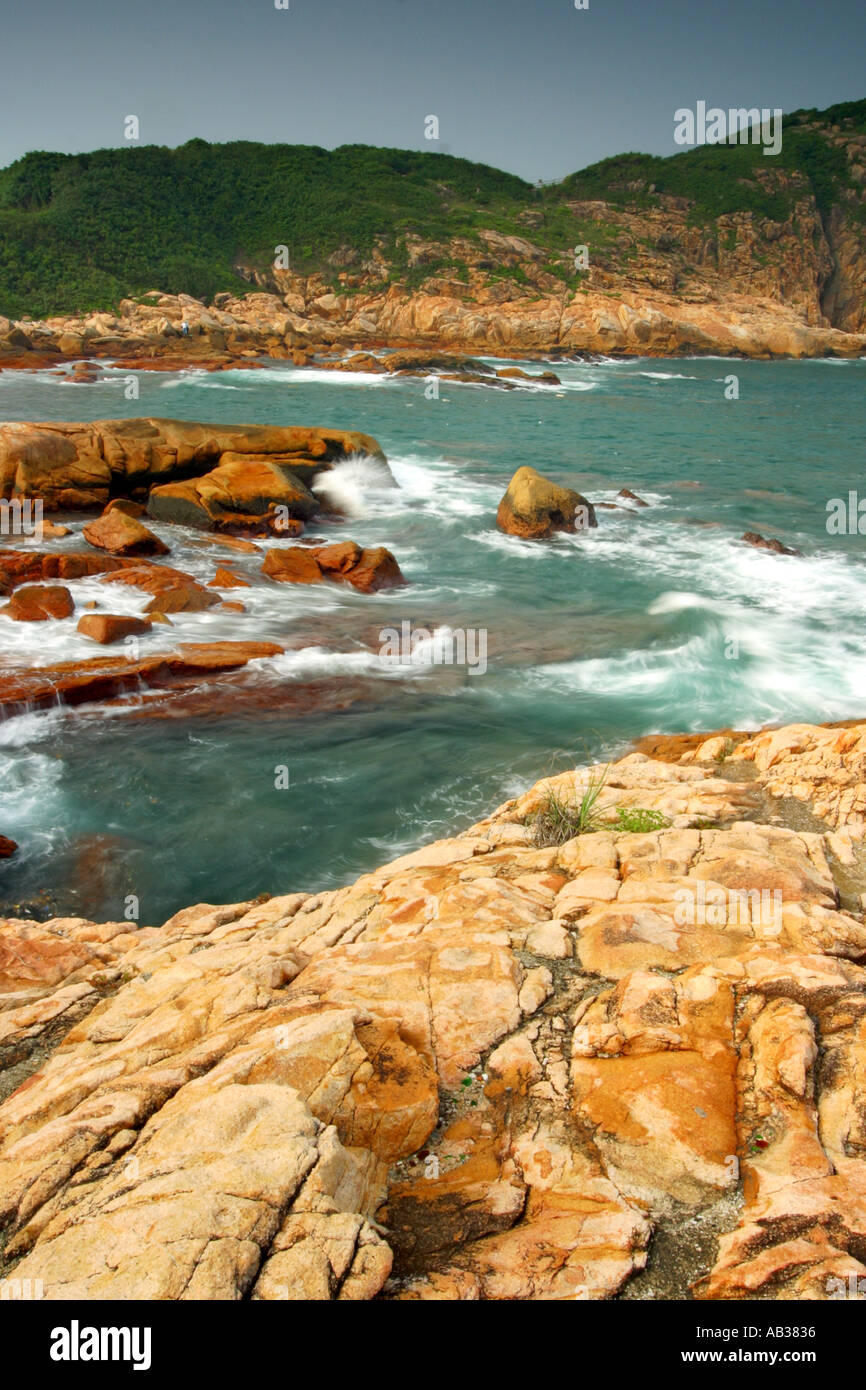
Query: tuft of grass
[
  {"left": 614, "top": 807, "right": 671, "bottom": 833},
  {"left": 530, "top": 766, "right": 609, "bottom": 846}
]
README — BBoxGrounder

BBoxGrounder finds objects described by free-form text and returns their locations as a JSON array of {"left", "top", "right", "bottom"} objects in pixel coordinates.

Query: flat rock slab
[{"left": 0, "top": 640, "right": 284, "bottom": 717}]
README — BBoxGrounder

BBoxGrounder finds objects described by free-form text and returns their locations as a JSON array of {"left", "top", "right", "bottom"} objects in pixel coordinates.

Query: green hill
[{"left": 0, "top": 98, "right": 863, "bottom": 320}]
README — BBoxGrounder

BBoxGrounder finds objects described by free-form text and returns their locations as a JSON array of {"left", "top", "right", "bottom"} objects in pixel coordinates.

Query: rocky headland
[
  {"left": 0, "top": 277, "right": 863, "bottom": 376},
  {"left": 1, "top": 720, "right": 866, "bottom": 1299}
]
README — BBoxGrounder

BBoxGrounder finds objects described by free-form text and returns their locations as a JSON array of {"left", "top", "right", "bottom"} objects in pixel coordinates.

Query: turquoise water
[{"left": 0, "top": 354, "right": 864, "bottom": 923}]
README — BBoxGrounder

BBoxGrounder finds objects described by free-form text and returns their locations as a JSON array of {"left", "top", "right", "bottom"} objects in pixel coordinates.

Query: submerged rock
[
  {"left": 0, "top": 640, "right": 284, "bottom": 717},
  {"left": 741, "top": 530, "right": 803, "bottom": 557},
  {"left": 100, "top": 563, "right": 221, "bottom": 614},
  {"left": 496, "top": 465, "right": 597, "bottom": 539}
]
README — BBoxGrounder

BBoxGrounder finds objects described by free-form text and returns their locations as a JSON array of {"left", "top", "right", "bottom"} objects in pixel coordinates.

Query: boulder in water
[
  {"left": 1, "top": 584, "right": 74, "bottom": 621},
  {"left": 83, "top": 509, "right": 169, "bottom": 557},
  {"left": 496, "top": 466, "right": 597, "bottom": 539},
  {"left": 262, "top": 542, "right": 405, "bottom": 592},
  {"left": 741, "top": 531, "right": 802, "bottom": 557},
  {"left": 208, "top": 566, "right": 251, "bottom": 589},
  {"left": 77, "top": 614, "right": 153, "bottom": 645}
]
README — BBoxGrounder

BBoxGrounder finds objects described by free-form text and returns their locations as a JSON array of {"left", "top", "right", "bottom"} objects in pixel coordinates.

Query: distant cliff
[{"left": 1, "top": 99, "right": 864, "bottom": 360}]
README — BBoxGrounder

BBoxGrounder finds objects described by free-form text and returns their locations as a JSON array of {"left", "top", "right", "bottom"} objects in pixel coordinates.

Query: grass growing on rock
[
  {"left": 614, "top": 807, "right": 672, "bottom": 833},
  {"left": 530, "top": 768, "right": 672, "bottom": 845}
]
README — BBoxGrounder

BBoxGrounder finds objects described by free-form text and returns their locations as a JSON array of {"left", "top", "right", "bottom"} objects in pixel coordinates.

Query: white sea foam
[
  {"left": 312, "top": 454, "right": 398, "bottom": 517},
  {"left": 638, "top": 371, "right": 700, "bottom": 380}
]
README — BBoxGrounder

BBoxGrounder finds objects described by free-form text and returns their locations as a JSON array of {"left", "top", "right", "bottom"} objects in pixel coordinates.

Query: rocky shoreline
[
  {"left": 0, "top": 415, "right": 810, "bottom": 725},
  {"left": 1, "top": 718, "right": 865, "bottom": 1299},
  {"left": 1, "top": 282, "right": 864, "bottom": 373}
]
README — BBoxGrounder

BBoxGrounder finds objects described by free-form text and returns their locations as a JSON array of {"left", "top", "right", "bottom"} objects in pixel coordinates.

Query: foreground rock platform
[{"left": 1, "top": 720, "right": 866, "bottom": 1300}]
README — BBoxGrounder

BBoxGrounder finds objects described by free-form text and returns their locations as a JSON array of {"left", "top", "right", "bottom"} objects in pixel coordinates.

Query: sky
[{"left": 3, "top": 0, "right": 864, "bottom": 180}]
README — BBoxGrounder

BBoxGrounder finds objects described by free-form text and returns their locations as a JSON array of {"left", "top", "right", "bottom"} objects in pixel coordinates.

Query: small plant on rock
[
  {"left": 614, "top": 807, "right": 671, "bottom": 833},
  {"left": 530, "top": 766, "right": 609, "bottom": 846}
]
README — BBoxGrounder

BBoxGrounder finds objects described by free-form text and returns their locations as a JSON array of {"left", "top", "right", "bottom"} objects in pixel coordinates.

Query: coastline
[{"left": 2, "top": 282, "right": 865, "bottom": 375}]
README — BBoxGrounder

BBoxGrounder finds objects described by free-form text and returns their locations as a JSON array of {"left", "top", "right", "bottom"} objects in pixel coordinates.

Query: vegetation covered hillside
[{"left": 0, "top": 98, "right": 863, "bottom": 320}]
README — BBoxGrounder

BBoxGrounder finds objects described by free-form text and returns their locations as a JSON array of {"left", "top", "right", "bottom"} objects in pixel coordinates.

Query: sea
[{"left": 0, "top": 352, "right": 863, "bottom": 923}]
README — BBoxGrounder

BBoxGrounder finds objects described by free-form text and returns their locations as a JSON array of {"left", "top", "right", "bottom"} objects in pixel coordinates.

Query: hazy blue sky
[{"left": 4, "top": 0, "right": 864, "bottom": 179}]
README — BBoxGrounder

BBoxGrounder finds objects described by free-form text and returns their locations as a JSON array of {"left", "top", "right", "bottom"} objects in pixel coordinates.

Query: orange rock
[
  {"left": 344, "top": 546, "right": 405, "bottom": 593},
  {"left": 208, "top": 566, "right": 250, "bottom": 589},
  {"left": 0, "top": 835, "right": 17, "bottom": 858},
  {"left": 101, "top": 563, "right": 220, "bottom": 613},
  {"left": 0, "top": 640, "right": 284, "bottom": 716},
  {"left": 83, "top": 509, "right": 169, "bottom": 557},
  {"left": 77, "top": 614, "right": 153, "bottom": 645},
  {"left": 261, "top": 543, "right": 405, "bottom": 592},
  {"left": 0, "top": 549, "right": 129, "bottom": 594},
  {"left": 0, "top": 418, "right": 388, "bottom": 510},
  {"left": 219, "top": 601, "right": 246, "bottom": 613},
  {"left": 1, "top": 584, "right": 74, "bottom": 621},
  {"left": 496, "top": 466, "right": 597, "bottom": 540},
  {"left": 103, "top": 498, "right": 147, "bottom": 519},
  {"left": 262, "top": 548, "right": 324, "bottom": 584},
  {"left": 315, "top": 541, "right": 363, "bottom": 575}
]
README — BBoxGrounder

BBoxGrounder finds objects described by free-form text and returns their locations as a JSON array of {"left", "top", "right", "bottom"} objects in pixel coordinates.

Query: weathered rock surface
[
  {"left": 0, "top": 419, "right": 387, "bottom": 511},
  {"left": 82, "top": 510, "right": 169, "bottom": 557},
  {"left": 148, "top": 459, "right": 318, "bottom": 535},
  {"left": 0, "top": 549, "right": 130, "bottom": 595},
  {"left": 2, "top": 721, "right": 866, "bottom": 1299},
  {"left": 497, "top": 466, "right": 597, "bottom": 539},
  {"left": 0, "top": 641, "right": 283, "bottom": 719},
  {"left": 0, "top": 584, "right": 74, "bottom": 622},
  {"left": 76, "top": 614, "right": 153, "bottom": 646},
  {"left": 262, "top": 542, "right": 406, "bottom": 592},
  {"left": 100, "top": 563, "right": 220, "bottom": 615}
]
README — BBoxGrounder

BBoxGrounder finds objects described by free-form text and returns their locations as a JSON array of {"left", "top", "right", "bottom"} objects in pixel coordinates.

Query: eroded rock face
[
  {"left": 148, "top": 460, "right": 318, "bottom": 535},
  {"left": 0, "top": 419, "right": 387, "bottom": 511},
  {"left": 262, "top": 543, "right": 406, "bottom": 592},
  {"left": 1, "top": 723, "right": 866, "bottom": 1299},
  {"left": 496, "top": 466, "right": 597, "bottom": 540}
]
